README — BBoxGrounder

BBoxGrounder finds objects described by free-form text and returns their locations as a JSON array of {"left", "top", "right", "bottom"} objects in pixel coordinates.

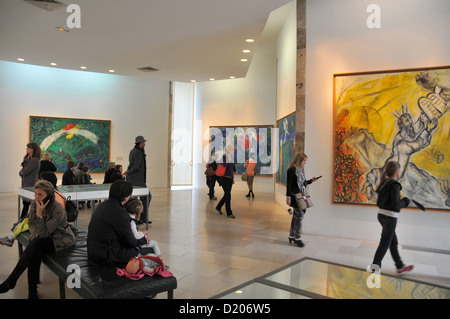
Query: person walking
[
  {"left": 215, "top": 146, "right": 236, "bottom": 219},
  {"left": 370, "top": 161, "right": 414, "bottom": 275},
  {"left": 205, "top": 154, "right": 218, "bottom": 200}
]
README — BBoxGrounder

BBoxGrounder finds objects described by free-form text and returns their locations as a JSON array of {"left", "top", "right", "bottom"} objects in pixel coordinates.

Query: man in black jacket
[
  {"left": 126, "top": 135, "right": 151, "bottom": 224},
  {"left": 87, "top": 180, "right": 147, "bottom": 266}
]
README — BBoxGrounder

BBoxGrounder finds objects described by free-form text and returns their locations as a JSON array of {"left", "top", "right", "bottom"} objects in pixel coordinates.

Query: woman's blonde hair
[{"left": 288, "top": 152, "right": 308, "bottom": 169}]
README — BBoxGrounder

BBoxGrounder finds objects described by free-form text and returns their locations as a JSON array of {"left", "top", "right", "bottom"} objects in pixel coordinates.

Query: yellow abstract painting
[
  {"left": 333, "top": 66, "right": 450, "bottom": 210},
  {"left": 327, "top": 265, "right": 450, "bottom": 299}
]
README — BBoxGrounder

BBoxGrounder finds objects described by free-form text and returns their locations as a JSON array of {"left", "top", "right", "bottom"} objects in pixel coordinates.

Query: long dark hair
[
  {"left": 375, "top": 161, "right": 400, "bottom": 192},
  {"left": 27, "top": 142, "right": 41, "bottom": 158}
]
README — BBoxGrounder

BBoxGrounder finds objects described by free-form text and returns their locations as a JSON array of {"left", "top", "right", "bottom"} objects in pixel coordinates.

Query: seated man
[{"left": 87, "top": 180, "right": 148, "bottom": 266}]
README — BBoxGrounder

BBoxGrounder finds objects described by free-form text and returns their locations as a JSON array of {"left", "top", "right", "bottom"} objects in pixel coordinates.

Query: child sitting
[{"left": 125, "top": 198, "right": 161, "bottom": 257}]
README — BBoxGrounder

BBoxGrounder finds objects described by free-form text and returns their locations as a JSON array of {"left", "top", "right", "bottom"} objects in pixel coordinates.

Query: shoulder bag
[{"left": 294, "top": 189, "right": 313, "bottom": 210}]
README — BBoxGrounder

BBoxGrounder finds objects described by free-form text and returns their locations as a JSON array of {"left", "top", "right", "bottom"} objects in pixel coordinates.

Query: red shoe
[{"left": 397, "top": 264, "right": 413, "bottom": 276}]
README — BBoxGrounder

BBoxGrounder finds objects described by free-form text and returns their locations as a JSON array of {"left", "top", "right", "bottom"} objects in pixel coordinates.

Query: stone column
[{"left": 296, "top": 0, "right": 306, "bottom": 153}]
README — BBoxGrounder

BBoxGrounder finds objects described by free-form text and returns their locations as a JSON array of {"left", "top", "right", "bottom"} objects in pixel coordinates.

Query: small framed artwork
[
  {"left": 276, "top": 112, "right": 296, "bottom": 186},
  {"left": 30, "top": 115, "right": 111, "bottom": 173},
  {"left": 209, "top": 125, "right": 273, "bottom": 176}
]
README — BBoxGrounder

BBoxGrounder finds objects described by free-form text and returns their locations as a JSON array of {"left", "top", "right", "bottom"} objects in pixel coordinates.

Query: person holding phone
[
  {"left": 0, "top": 180, "right": 75, "bottom": 299},
  {"left": 286, "top": 152, "right": 319, "bottom": 247}
]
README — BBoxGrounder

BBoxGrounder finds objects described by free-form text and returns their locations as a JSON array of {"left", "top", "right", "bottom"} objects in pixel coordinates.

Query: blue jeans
[{"left": 372, "top": 214, "right": 404, "bottom": 269}]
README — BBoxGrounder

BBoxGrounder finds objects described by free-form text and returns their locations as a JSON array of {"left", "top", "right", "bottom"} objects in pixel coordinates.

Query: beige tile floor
[{"left": 0, "top": 188, "right": 449, "bottom": 299}]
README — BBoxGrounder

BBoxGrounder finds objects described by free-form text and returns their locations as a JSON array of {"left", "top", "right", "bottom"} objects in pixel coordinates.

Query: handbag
[
  {"left": 204, "top": 165, "right": 215, "bottom": 176},
  {"left": 215, "top": 164, "right": 226, "bottom": 177},
  {"left": 294, "top": 190, "right": 313, "bottom": 210},
  {"left": 241, "top": 170, "right": 248, "bottom": 181},
  {"left": 65, "top": 196, "right": 79, "bottom": 223}
]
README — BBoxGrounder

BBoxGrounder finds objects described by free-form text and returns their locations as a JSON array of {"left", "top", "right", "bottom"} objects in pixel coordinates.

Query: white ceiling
[{"left": 0, "top": 0, "right": 293, "bottom": 82}]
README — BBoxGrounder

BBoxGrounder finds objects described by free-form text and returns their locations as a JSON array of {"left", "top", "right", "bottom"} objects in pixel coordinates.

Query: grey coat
[
  {"left": 19, "top": 157, "right": 40, "bottom": 187},
  {"left": 126, "top": 145, "right": 147, "bottom": 187},
  {"left": 27, "top": 199, "right": 75, "bottom": 251}
]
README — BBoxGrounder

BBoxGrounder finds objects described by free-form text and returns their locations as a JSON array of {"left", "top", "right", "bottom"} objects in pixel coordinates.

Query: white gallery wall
[{"left": 0, "top": 61, "right": 170, "bottom": 192}]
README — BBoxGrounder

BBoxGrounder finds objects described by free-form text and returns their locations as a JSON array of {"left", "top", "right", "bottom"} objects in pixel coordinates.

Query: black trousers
[
  {"left": 216, "top": 177, "right": 233, "bottom": 216},
  {"left": 206, "top": 176, "right": 216, "bottom": 198},
  {"left": 20, "top": 199, "right": 31, "bottom": 219},
  {"left": 372, "top": 214, "right": 404, "bottom": 269},
  {"left": 25, "top": 237, "right": 55, "bottom": 289}
]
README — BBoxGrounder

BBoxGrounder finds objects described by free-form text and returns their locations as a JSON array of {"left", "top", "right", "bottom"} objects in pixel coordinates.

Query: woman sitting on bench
[{"left": 0, "top": 180, "right": 75, "bottom": 299}]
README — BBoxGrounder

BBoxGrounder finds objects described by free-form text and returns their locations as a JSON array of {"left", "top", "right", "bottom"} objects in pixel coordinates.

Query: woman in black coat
[{"left": 39, "top": 153, "right": 57, "bottom": 177}]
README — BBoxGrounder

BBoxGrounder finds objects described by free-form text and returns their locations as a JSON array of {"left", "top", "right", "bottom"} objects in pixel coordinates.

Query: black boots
[
  {"left": 0, "top": 252, "right": 32, "bottom": 295},
  {"left": 245, "top": 191, "right": 255, "bottom": 198}
]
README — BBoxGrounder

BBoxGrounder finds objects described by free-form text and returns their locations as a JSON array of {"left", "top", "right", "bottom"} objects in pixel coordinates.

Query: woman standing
[
  {"left": 19, "top": 143, "right": 41, "bottom": 219},
  {"left": 0, "top": 180, "right": 75, "bottom": 298},
  {"left": 286, "top": 152, "right": 318, "bottom": 247},
  {"left": 370, "top": 161, "right": 413, "bottom": 275},
  {"left": 244, "top": 153, "right": 257, "bottom": 198}
]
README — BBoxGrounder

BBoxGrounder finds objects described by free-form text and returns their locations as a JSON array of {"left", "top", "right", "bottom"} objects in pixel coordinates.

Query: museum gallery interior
[{"left": 0, "top": 0, "right": 449, "bottom": 301}]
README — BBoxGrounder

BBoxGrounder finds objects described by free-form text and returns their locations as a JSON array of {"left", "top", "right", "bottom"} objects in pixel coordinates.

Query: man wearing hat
[{"left": 125, "top": 135, "right": 151, "bottom": 224}]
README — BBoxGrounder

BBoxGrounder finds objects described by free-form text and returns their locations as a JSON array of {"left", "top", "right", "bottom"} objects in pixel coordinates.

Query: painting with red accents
[{"left": 29, "top": 116, "right": 111, "bottom": 173}]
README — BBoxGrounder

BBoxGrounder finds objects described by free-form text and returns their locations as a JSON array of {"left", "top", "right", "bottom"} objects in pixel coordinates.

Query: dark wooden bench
[{"left": 16, "top": 227, "right": 177, "bottom": 299}]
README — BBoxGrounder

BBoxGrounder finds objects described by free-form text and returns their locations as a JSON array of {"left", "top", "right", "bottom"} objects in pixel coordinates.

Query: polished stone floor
[{"left": 0, "top": 188, "right": 449, "bottom": 299}]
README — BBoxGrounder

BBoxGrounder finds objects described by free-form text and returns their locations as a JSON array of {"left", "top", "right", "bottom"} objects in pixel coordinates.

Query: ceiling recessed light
[
  {"left": 80, "top": 66, "right": 87, "bottom": 69},
  {"left": 17, "top": 58, "right": 25, "bottom": 62},
  {"left": 191, "top": 80, "right": 196, "bottom": 83},
  {"left": 245, "top": 39, "right": 254, "bottom": 43},
  {"left": 242, "top": 49, "right": 251, "bottom": 53},
  {"left": 240, "top": 59, "right": 248, "bottom": 62},
  {"left": 109, "top": 69, "right": 115, "bottom": 73},
  {"left": 230, "top": 76, "right": 235, "bottom": 79},
  {"left": 209, "top": 78, "right": 215, "bottom": 81},
  {"left": 50, "top": 62, "right": 57, "bottom": 66}
]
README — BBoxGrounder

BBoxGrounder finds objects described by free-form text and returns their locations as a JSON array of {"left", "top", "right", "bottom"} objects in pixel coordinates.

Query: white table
[{"left": 18, "top": 184, "right": 150, "bottom": 229}]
